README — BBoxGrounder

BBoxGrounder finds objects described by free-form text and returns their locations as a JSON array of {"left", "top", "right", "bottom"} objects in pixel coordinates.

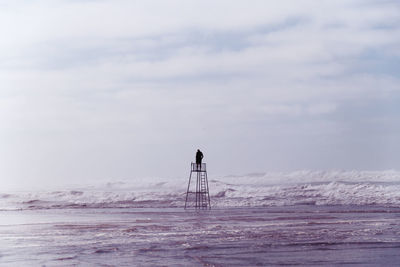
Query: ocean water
[{"left": 1, "top": 170, "right": 400, "bottom": 266}]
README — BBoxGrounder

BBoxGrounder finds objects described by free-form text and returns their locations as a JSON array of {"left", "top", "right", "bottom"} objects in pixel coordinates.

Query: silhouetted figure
[{"left": 196, "top": 149, "right": 203, "bottom": 170}]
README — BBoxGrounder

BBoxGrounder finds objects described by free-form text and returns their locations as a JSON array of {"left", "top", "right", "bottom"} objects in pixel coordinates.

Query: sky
[{"left": 0, "top": 0, "right": 399, "bottom": 189}]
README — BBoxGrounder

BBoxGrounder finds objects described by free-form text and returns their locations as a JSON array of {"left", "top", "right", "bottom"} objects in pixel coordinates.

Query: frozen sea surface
[{"left": 1, "top": 206, "right": 400, "bottom": 266}]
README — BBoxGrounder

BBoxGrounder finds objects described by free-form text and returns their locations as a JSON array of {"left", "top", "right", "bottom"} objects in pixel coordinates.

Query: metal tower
[{"left": 184, "top": 163, "right": 211, "bottom": 209}]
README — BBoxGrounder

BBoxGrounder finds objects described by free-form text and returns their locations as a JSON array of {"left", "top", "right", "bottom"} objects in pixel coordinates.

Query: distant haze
[{"left": 0, "top": 0, "right": 399, "bottom": 189}]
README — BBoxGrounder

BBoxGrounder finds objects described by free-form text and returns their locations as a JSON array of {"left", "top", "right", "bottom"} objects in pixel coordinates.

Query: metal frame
[{"left": 184, "top": 162, "right": 211, "bottom": 209}]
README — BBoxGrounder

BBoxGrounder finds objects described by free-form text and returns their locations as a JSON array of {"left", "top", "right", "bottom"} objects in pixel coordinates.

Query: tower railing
[{"left": 191, "top": 163, "right": 206, "bottom": 172}]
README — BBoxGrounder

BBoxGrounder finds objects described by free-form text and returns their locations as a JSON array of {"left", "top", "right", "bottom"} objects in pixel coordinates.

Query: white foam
[{"left": 1, "top": 170, "right": 400, "bottom": 209}]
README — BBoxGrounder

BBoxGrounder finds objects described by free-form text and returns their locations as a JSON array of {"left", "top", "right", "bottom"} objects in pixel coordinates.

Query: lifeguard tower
[{"left": 184, "top": 163, "right": 211, "bottom": 209}]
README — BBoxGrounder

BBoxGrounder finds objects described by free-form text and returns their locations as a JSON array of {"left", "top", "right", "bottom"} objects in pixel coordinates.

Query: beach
[
  {"left": 1, "top": 171, "right": 400, "bottom": 266},
  {"left": 1, "top": 206, "right": 400, "bottom": 266}
]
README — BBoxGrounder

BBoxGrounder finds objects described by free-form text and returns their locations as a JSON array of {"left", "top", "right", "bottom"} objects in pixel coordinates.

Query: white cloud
[
  {"left": 306, "top": 103, "right": 337, "bottom": 115},
  {"left": 0, "top": 0, "right": 399, "bottom": 188}
]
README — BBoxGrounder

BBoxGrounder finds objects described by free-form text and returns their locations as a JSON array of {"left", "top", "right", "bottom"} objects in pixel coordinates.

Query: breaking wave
[{"left": 1, "top": 170, "right": 400, "bottom": 210}]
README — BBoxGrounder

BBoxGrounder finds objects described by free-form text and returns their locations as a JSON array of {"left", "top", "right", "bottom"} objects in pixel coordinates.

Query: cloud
[{"left": 0, "top": 0, "right": 399, "bottom": 188}]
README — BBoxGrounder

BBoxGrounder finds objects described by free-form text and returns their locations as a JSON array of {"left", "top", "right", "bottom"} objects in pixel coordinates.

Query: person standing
[{"left": 196, "top": 149, "right": 203, "bottom": 170}]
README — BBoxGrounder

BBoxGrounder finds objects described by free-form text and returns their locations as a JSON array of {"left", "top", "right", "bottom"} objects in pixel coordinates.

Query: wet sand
[{"left": 1, "top": 206, "right": 400, "bottom": 266}]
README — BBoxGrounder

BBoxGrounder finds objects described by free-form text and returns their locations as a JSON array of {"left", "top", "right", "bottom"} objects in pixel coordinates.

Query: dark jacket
[{"left": 196, "top": 150, "right": 203, "bottom": 164}]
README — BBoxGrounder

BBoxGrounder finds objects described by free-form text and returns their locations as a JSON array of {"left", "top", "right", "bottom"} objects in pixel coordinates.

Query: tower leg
[
  {"left": 205, "top": 171, "right": 211, "bottom": 209},
  {"left": 185, "top": 170, "right": 193, "bottom": 209}
]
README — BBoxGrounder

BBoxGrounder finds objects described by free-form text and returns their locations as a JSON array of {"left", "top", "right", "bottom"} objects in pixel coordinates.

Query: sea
[{"left": 1, "top": 170, "right": 400, "bottom": 266}]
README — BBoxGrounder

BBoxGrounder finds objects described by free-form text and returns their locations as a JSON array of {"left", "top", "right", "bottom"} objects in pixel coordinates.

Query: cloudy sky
[{"left": 0, "top": 0, "right": 399, "bottom": 188}]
